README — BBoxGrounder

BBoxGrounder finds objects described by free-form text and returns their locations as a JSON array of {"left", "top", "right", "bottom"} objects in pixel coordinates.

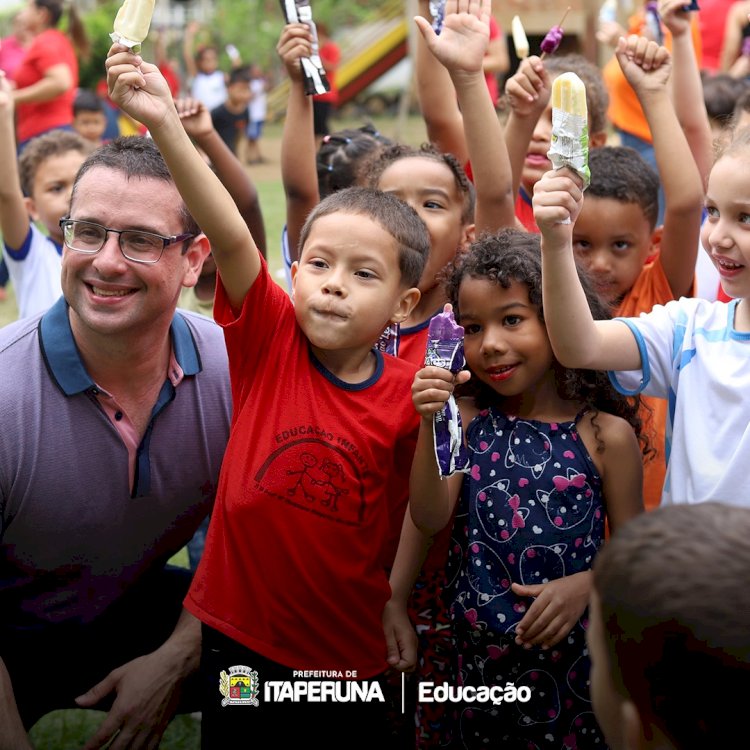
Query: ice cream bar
[
  {"left": 425, "top": 310, "right": 469, "bottom": 477},
  {"left": 540, "top": 6, "right": 570, "bottom": 58},
  {"left": 511, "top": 16, "right": 529, "bottom": 59},
  {"left": 548, "top": 72, "right": 590, "bottom": 190},
  {"left": 110, "top": 0, "right": 155, "bottom": 53}
]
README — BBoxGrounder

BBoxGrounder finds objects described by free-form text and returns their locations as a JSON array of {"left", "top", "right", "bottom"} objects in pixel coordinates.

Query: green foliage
[{"left": 78, "top": 1, "right": 122, "bottom": 90}]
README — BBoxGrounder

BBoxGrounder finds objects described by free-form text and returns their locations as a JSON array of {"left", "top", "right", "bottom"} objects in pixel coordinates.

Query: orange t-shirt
[
  {"left": 616, "top": 252, "right": 693, "bottom": 511},
  {"left": 604, "top": 15, "right": 702, "bottom": 142}
]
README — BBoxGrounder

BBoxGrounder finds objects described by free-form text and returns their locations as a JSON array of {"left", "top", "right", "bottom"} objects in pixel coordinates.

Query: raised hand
[
  {"left": 532, "top": 168, "right": 584, "bottom": 243},
  {"left": 615, "top": 35, "right": 672, "bottom": 95},
  {"left": 414, "top": 0, "right": 491, "bottom": 77},
  {"left": 658, "top": 0, "right": 692, "bottom": 38},
  {"left": 277, "top": 23, "right": 313, "bottom": 83},
  {"left": 174, "top": 98, "right": 213, "bottom": 141},
  {"left": 504, "top": 55, "right": 551, "bottom": 119}
]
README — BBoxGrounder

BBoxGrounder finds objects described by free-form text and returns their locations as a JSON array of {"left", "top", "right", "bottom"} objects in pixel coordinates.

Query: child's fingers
[{"left": 107, "top": 65, "right": 147, "bottom": 94}]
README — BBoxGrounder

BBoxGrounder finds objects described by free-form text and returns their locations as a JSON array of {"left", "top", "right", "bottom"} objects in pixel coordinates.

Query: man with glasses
[{"left": 0, "top": 136, "right": 231, "bottom": 749}]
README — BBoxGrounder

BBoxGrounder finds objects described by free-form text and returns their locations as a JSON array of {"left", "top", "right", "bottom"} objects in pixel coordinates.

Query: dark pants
[
  {"left": 200, "top": 625, "right": 392, "bottom": 749},
  {"left": 0, "top": 256, "right": 8, "bottom": 288},
  {"left": 3, "top": 565, "right": 200, "bottom": 729}
]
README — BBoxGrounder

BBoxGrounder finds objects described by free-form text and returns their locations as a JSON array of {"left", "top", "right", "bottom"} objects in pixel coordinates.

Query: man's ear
[
  {"left": 391, "top": 286, "right": 421, "bottom": 324},
  {"left": 181, "top": 234, "right": 211, "bottom": 288},
  {"left": 590, "top": 130, "right": 608, "bottom": 149}
]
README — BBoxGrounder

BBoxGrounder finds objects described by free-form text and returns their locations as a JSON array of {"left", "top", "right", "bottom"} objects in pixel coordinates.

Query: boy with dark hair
[
  {"left": 0, "top": 72, "right": 86, "bottom": 319},
  {"left": 210, "top": 67, "right": 252, "bottom": 154},
  {"left": 72, "top": 87, "right": 107, "bottom": 149},
  {"left": 588, "top": 502, "right": 750, "bottom": 750},
  {"left": 107, "top": 42, "right": 428, "bottom": 749}
]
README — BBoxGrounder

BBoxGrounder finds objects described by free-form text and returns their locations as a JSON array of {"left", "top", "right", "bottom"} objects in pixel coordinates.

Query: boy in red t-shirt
[{"left": 107, "top": 40, "right": 429, "bottom": 749}]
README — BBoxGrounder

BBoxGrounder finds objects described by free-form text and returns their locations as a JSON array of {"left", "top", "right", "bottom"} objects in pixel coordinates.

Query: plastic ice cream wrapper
[
  {"left": 548, "top": 109, "right": 590, "bottom": 188},
  {"left": 110, "top": 0, "right": 155, "bottom": 54},
  {"left": 425, "top": 310, "right": 469, "bottom": 477}
]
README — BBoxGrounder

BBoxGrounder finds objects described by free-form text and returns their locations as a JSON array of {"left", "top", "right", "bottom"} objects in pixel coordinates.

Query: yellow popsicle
[
  {"left": 511, "top": 16, "right": 529, "bottom": 59},
  {"left": 551, "top": 72, "right": 587, "bottom": 119},
  {"left": 112, "top": 0, "right": 155, "bottom": 50}
]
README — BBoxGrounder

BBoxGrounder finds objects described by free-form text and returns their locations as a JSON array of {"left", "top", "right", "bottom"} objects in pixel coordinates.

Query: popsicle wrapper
[
  {"left": 110, "top": 0, "right": 155, "bottom": 53},
  {"left": 548, "top": 72, "right": 590, "bottom": 189},
  {"left": 425, "top": 311, "right": 470, "bottom": 477},
  {"left": 280, "top": 0, "right": 331, "bottom": 96},
  {"left": 376, "top": 323, "right": 400, "bottom": 357}
]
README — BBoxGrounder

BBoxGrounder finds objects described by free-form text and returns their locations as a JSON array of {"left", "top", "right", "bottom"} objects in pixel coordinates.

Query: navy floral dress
[{"left": 445, "top": 407, "right": 609, "bottom": 750}]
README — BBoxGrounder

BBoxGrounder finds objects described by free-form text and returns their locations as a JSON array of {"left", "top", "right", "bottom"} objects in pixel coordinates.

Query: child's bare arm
[
  {"left": 181, "top": 21, "right": 199, "bottom": 80},
  {"left": 106, "top": 45, "right": 259, "bottom": 310},
  {"left": 0, "top": 75, "right": 30, "bottom": 250},
  {"left": 409, "top": 365, "right": 469, "bottom": 534},
  {"left": 415, "top": 0, "right": 469, "bottom": 164},
  {"left": 416, "top": 0, "right": 515, "bottom": 233},
  {"left": 176, "top": 97, "right": 267, "bottom": 258},
  {"left": 278, "top": 23, "right": 317, "bottom": 261},
  {"left": 660, "top": 0, "right": 713, "bottom": 185},
  {"left": 504, "top": 56, "right": 551, "bottom": 198},
  {"left": 534, "top": 169, "right": 641, "bottom": 371},
  {"left": 616, "top": 35, "right": 703, "bottom": 299},
  {"left": 720, "top": 1, "right": 748, "bottom": 72}
]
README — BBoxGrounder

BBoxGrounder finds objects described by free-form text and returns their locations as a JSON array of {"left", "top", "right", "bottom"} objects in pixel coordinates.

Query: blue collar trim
[{"left": 39, "top": 298, "right": 202, "bottom": 395}]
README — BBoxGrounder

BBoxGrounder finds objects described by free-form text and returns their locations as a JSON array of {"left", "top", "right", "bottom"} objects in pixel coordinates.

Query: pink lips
[{"left": 487, "top": 365, "right": 518, "bottom": 382}]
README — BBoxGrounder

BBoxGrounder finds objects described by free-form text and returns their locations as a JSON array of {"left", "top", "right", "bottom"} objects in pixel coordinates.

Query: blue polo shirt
[{"left": 0, "top": 298, "right": 231, "bottom": 631}]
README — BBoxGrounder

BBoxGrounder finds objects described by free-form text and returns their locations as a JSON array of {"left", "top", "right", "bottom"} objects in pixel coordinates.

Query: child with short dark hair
[
  {"left": 589, "top": 502, "right": 750, "bottom": 750},
  {"left": 72, "top": 88, "right": 107, "bottom": 150},
  {"left": 210, "top": 67, "right": 252, "bottom": 154},
  {"left": 107, "top": 41, "right": 429, "bottom": 749},
  {"left": 0, "top": 72, "right": 86, "bottom": 319}
]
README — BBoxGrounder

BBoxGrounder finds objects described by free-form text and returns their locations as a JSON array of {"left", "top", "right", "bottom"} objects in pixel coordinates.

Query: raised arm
[
  {"left": 278, "top": 23, "right": 318, "bottom": 260},
  {"left": 106, "top": 45, "right": 259, "bottom": 310},
  {"left": 181, "top": 21, "right": 199, "bottom": 80},
  {"left": 504, "top": 55, "right": 552, "bottom": 200},
  {"left": 415, "top": 0, "right": 515, "bottom": 233},
  {"left": 719, "top": 1, "right": 748, "bottom": 73},
  {"left": 0, "top": 74, "right": 31, "bottom": 250},
  {"left": 176, "top": 97, "right": 267, "bottom": 257},
  {"left": 415, "top": 0, "right": 469, "bottom": 163},
  {"left": 660, "top": 0, "right": 713, "bottom": 185},
  {"left": 616, "top": 34, "right": 703, "bottom": 298},
  {"left": 534, "top": 168, "right": 642, "bottom": 371}
]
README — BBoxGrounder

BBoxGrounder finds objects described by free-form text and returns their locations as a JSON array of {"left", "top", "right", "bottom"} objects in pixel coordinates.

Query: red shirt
[
  {"left": 515, "top": 187, "right": 539, "bottom": 233},
  {"left": 314, "top": 39, "right": 340, "bottom": 104},
  {"left": 186, "top": 260, "right": 419, "bottom": 677},
  {"left": 13, "top": 29, "right": 78, "bottom": 143}
]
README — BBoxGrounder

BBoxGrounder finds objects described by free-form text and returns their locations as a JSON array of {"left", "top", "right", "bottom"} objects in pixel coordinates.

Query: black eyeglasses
[{"left": 59, "top": 219, "right": 196, "bottom": 264}]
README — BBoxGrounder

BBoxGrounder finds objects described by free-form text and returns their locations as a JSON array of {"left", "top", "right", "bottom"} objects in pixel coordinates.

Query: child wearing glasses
[{"left": 0, "top": 72, "right": 87, "bottom": 320}]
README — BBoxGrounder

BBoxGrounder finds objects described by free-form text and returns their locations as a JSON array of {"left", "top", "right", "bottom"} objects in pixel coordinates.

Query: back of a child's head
[
  {"left": 298, "top": 186, "right": 429, "bottom": 288},
  {"left": 545, "top": 54, "right": 609, "bottom": 135},
  {"left": 366, "top": 142, "right": 476, "bottom": 225},
  {"left": 445, "top": 229, "right": 645, "bottom": 449},
  {"left": 702, "top": 72, "right": 749, "bottom": 131},
  {"left": 316, "top": 124, "right": 393, "bottom": 199},
  {"left": 587, "top": 147, "right": 659, "bottom": 230},
  {"left": 19, "top": 130, "right": 87, "bottom": 198},
  {"left": 73, "top": 88, "right": 103, "bottom": 117},
  {"left": 733, "top": 88, "right": 750, "bottom": 131},
  {"left": 593, "top": 502, "right": 750, "bottom": 749}
]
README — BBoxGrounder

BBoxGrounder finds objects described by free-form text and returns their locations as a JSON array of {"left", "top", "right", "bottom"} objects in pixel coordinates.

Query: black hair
[
  {"left": 366, "top": 142, "right": 476, "bottom": 225},
  {"left": 73, "top": 89, "right": 104, "bottom": 117},
  {"left": 228, "top": 67, "right": 251, "bottom": 86},
  {"left": 587, "top": 146, "right": 660, "bottom": 230},
  {"left": 444, "top": 229, "right": 650, "bottom": 455},
  {"left": 33, "top": 0, "right": 89, "bottom": 59},
  {"left": 316, "top": 123, "right": 393, "bottom": 198},
  {"left": 298, "top": 186, "right": 429, "bottom": 288},
  {"left": 702, "top": 72, "right": 750, "bottom": 128},
  {"left": 71, "top": 136, "right": 200, "bottom": 236}
]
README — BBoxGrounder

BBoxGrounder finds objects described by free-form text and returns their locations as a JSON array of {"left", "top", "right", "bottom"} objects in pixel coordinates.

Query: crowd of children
[{"left": 2, "top": 0, "right": 750, "bottom": 748}]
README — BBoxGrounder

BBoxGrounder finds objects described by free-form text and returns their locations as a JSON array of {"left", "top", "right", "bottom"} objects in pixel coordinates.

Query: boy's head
[
  {"left": 292, "top": 187, "right": 428, "bottom": 353},
  {"left": 572, "top": 146, "right": 659, "bottom": 305},
  {"left": 367, "top": 143, "right": 475, "bottom": 293},
  {"left": 19, "top": 129, "right": 88, "bottom": 242},
  {"left": 73, "top": 89, "right": 107, "bottom": 146},
  {"left": 195, "top": 45, "right": 219, "bottom": 74},
  {"left": 702, "top": 72, "right": 749, "bottom": 141},
  {"left": 589, "top": 503, "right": 750, "bottom": 750},
  {"left": 226, "top": 68, "right": 252, "bottom": 109},
  {"left": 521, "top": 54, "right": 609, "bottom": 194}
]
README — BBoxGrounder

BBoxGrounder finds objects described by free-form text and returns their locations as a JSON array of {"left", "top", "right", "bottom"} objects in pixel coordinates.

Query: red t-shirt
[
  {"left": 313, "top": 39, "right": 340, "bottom": 104},
  {"left": 515, "top": 187, "right": 539, "bottom": 233},
  {"left": 13, "top": 29, "right": 78, "bottom": 143},
  {"left": 186, "top": 260, "right": 419, "bottom": 677}
]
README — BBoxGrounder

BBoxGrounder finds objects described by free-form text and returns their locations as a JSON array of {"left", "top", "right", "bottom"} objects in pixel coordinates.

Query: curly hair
[
  {"left": 365, "top": 142, "right": 476, "bottom": 225},
  {"left": 545, "top": 54, "right": 609, "bottom": 136},
  {"left": 588, "top": 146, "right": 660, "bottom": 230},
  {"left": 443, "top": 228, "right": 651, "bottom": 456},
  {"left": 316, "top": 123, "right": 393, "bottom": 199}
]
